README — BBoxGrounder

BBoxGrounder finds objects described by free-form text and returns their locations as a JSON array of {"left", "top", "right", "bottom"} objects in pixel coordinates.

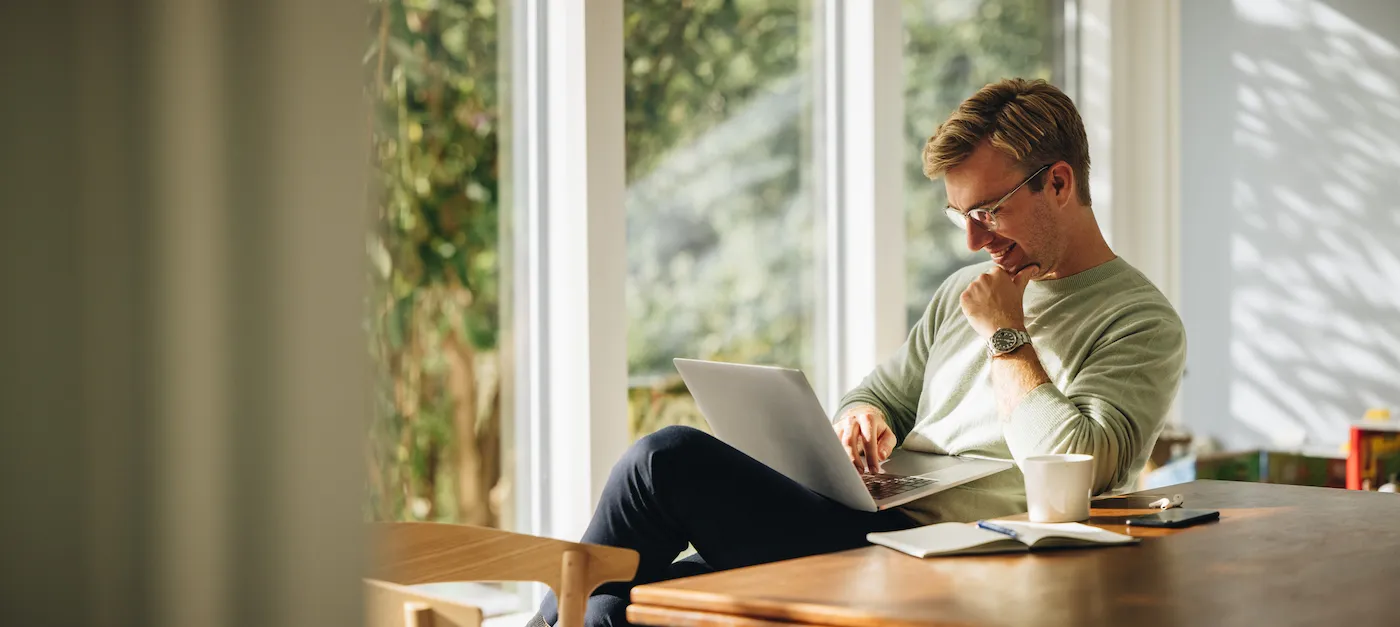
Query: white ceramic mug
[{"left": 1021, "top": 454, "right": 1095, "bottom": 523}]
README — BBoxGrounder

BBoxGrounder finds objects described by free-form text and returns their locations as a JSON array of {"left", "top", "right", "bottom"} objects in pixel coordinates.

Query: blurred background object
[{"left": 1, "top": 0, "right": 368, "bottom": 625}]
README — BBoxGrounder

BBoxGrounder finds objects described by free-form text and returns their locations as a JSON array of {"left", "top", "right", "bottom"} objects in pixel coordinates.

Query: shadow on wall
[{"left": 1183, "top": 0, "right": 1400, "bottom": 450}]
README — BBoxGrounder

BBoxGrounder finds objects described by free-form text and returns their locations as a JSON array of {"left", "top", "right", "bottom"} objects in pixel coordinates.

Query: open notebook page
[
  {"left": 992, "top": 521, "right": 1138, "bottom": 549},
  {"left": 868, "top": 521, "right": 1137, "bottom": 558},
  {"left": 867, "top": 523, "right": 1028, "bottom": 557}
]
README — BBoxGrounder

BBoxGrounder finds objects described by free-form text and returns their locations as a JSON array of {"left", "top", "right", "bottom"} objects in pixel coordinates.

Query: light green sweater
[{"left": 839, "top": 257, "right": 1186, "bottom": 525}]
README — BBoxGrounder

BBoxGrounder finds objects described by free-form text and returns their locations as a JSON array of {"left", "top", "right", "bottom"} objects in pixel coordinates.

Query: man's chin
[
  {"left": 996, "top": 259, "right": 1041, "bottom": 277},
  {"left": 992, "top": 258, "right": 1024, "bottom": 273}
]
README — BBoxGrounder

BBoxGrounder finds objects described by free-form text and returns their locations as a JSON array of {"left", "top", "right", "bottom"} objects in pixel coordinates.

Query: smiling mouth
[{"left": 990, "top": 243, "right": 1017, "bottom": 260}]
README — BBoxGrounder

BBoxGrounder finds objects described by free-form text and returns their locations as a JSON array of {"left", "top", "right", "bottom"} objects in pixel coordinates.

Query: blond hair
[{"left": 922, "top": 78, "right": 1091, "bottom": 206}]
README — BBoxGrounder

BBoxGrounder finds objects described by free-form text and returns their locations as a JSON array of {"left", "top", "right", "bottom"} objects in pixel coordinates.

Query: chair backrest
[{"left": 367, "top": 522, "right": 640, "bottom": 627}]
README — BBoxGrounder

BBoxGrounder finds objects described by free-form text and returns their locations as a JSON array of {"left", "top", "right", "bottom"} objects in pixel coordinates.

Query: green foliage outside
[
  {"left": 624, "top": 0, "right": 816, "bottom": 438},
  {"left": 364, "top": 0, "right": 1061, "bottom": 524},
  {"left": 365, "top": 0, "right": 506, "bottom": 527}
]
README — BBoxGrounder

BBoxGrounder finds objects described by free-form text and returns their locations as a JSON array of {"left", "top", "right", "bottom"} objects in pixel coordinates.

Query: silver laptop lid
[{"left": 673, "top": 358, "right": 877, "bottom": 511}]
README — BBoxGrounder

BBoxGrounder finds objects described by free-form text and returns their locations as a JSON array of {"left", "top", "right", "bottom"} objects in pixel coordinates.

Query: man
[{"left": 531, "top": 78, "right": 1186, "bottom": 627}]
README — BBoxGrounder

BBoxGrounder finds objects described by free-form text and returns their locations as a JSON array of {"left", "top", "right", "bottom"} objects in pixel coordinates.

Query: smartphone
[{"left": 1125, "top": 508, "right": 1220, "bottom": 528}]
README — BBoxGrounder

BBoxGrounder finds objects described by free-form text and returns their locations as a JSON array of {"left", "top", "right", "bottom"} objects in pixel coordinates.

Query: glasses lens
[
  {"left": 968, "top": 209, "right": 995, "bottom": 230},
  {"left": 944, "top": 207, "right": 967, "bottom": 229}
]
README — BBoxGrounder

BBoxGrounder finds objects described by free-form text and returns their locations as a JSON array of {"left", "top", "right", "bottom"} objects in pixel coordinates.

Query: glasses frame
[{"left": 944, "top": 163, "right": 1052, "bottom": 232}]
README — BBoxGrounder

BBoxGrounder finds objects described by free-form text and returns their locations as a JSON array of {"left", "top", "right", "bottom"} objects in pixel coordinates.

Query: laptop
[{"left": 674, "top": 358, "right": 1014, "bottom": 512}]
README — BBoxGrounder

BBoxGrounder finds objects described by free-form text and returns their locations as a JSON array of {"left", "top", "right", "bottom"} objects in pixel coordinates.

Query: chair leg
[
  {"left": 403, "top": 602, "right": 435, "bottom": 627},
  {"left": 556, "top": 549, "right": 590, "bottom": 627}
]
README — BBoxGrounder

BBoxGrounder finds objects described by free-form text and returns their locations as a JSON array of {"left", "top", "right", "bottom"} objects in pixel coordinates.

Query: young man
[{"left": 532, "top": 78, "right": 1186, "bottom": 627}]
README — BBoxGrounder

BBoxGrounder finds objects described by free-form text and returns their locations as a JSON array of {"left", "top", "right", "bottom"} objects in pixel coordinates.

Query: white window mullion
[
  {"left": 819, "top": 0, "right": 906, "bottom": 411},
  {"left": 1121, "top": 0, "right": 1181, "bottom": 309},
  {"left": 1079, "top": 0, "right": 1182, "bottom": 425},
  {"left": 815, "top": 0, "right": 842, "bottom": 413},
  {"left": 1080, "top": 0, "right": 1181, "bottom": 305},
  {"left": 1079, "top": 0, "right": 1115, "bottom": 244},
  {"left": 505, "top": 0, "right": 542, "bottom": 539},
  {"left": 528, "top": 0, "right": 628, "bottom": 542}
]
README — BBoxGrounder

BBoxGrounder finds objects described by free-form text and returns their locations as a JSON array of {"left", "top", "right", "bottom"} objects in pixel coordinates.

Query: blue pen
[{"left": 976, "top": 520, "right": 1020, "bottom": 539}]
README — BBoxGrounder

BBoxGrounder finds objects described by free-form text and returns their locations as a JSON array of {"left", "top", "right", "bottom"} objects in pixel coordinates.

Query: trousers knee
[
  {"left": 537, "top": 593, "right": 628, "bottom": 627},
  {"left": 586, "top": 594, "right": 629, "bottom": 627},
  {"left": 638, "top": 424, "right": 710, "bottom": 453},
  {"left": 617, "top": 425, "right": 714, "bottom": 481}
]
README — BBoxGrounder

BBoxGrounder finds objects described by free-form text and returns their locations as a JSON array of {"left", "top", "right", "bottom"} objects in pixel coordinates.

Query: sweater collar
[{"left": 1028, "top": 257, "right": 1128, "bottom": 295}]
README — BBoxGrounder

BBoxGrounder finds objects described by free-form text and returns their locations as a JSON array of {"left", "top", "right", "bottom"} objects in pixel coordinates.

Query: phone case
[{"left": 1125, "top": 508, "right": 1220, "bottom": 528}]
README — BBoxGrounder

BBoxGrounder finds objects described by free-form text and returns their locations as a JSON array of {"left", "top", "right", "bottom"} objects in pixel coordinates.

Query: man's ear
[{"left": 1049, "top": 162, "right": 1074, "bottom": 209}]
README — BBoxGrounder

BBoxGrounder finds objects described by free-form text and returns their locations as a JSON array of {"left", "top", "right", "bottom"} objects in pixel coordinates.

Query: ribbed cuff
[{"left": 1004, "top": 382, "right": 1079, "bottom": 460}]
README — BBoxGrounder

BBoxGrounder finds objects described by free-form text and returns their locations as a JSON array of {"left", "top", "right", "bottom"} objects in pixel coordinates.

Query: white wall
[{"left": 1181, "top": 0, "right": 1400, "bottom": 450}]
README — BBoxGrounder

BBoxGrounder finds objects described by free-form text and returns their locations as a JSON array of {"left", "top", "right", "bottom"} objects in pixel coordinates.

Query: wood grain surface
[
  {"left": 368, "top": 522, "right": 639, "bottom": 627},
  {"left": 365, "top": 579, "right": 484, "bottom": 627},
  {"left": 628, "top": 481, "right": 1400, "bottom": 627}
]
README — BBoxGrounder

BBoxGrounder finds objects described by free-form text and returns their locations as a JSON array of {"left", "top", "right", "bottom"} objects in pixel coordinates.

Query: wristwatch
[{"left": 987, "top": 328, "right": 1031, "bottom": 357}]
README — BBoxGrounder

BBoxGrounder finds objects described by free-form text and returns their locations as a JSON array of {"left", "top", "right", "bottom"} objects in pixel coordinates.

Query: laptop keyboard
[{"left": 861, "top": 473, "right": 937, "bottom": 501}]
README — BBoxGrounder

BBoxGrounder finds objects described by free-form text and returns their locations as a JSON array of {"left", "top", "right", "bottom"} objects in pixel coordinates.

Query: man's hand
[
  {"left": 833, "top": 405, "right": 896, "bottom": 473},
  {"left": 960, "top": 265, "right": 1037, "bottom": 339}
]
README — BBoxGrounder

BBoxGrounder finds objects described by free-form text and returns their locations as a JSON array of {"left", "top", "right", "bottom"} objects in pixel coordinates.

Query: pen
[{"left": 976, "top": 521, "right": 1020, "bottom": 539}]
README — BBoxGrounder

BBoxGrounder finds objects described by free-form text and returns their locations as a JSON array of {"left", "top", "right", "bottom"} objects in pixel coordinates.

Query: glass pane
[
  {"left": 624, "top": 0, "right": 819, "bottom": 440},
  {"left": 365, "top": 0, "right": 513, "bottom": 531},
  {"left": 903, "top": 0, "right": 1063, "bottom": 325}
]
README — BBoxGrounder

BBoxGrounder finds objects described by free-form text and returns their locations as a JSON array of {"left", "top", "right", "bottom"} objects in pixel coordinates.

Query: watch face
[{"left": 990, "top": 329, "right": 1020, "bottom": 353}]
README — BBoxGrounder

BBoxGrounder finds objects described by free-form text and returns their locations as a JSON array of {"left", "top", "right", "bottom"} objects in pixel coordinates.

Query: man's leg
[{"left": 535, "top": 425, "right": 917, "bottom": 626}]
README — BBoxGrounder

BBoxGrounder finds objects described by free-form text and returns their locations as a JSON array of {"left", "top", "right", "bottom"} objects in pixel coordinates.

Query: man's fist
[
  {"left": 960, "top": 264, "right": 1036, "bottom": 339},
  {"left": 833, "top": 405, "right": 896, "bottom": 473}
]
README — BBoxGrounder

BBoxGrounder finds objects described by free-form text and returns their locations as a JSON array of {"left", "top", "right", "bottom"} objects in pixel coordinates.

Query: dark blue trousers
[{"left": 537, "top": 425, "right": 918, "bottom": 626}]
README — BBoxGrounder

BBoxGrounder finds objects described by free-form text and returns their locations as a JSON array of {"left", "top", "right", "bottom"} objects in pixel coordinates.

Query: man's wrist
[
  {"left": 987, "top": 327, "right": 1032, "bottom": 357},
  {"left": 990, "top": 345, "right": 1029, "bottom": 358},
  {"left": 988, "top": 345, "right": 1051, "bottom": 419},
  {"left": 974, "top": 319, "right": 1026, "bottom": 339}
]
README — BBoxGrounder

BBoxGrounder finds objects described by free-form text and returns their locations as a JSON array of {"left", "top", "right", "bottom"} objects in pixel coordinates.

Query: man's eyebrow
[{"left": 946, "top": 193, "right": 1003, "bottom": 213}]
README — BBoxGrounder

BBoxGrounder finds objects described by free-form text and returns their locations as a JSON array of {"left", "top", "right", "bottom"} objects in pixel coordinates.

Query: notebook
[{"left": 867, "top": 521, "right": 1139, "bottom": 558}]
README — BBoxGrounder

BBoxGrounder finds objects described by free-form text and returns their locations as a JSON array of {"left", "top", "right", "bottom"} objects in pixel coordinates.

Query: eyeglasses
[{"left": 943, "top": 164, "right": 1050, "bottom": 232}]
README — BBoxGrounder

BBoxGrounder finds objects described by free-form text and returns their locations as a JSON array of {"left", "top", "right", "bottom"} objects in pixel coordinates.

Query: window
[
  {"left": 624, "top": 0, "right": 822, "bottom": 439},
  {"left": 365, "top": 0, "right": 513, "bottom": 530},
  {"left": 903, "top": 0, "right": 1068, "bottom": 325},
  {"left": 357, "top": 0, "right": 1073, "bottom": 537}
]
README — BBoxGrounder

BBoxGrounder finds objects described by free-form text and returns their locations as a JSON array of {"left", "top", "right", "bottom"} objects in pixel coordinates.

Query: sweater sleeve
[
  {"left": 835, "top": 270, "right": 966, "bottom": 445},
  {"left": 1003, "top": 309, "right": 1187, "bottom": 493}
]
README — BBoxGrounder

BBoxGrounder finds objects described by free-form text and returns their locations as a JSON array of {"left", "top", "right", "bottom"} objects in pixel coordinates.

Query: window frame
[
  {"left": 508, "top": 0, "right": 1182, "bottom": 544},
  {"left": 813, "top": 0, "right": 908, "bottom": 412},
  {"left": 508, "top": 0, "right": 629, "bottom": 545}
]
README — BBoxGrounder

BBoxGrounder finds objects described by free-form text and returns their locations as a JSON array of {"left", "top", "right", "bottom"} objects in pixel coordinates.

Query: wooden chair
[{"left": 366, "top": 522, "right": 640, "bottom": 627}]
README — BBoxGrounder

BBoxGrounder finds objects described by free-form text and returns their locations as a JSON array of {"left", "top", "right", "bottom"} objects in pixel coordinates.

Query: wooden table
[{"left": 627, "top": 480, "right": 1400, "bottom": 627}]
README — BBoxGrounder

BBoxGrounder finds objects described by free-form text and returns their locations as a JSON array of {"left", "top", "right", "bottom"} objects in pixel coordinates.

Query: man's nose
[{"left": 965, "top": 220, "right": 994, "bottom": 252}]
